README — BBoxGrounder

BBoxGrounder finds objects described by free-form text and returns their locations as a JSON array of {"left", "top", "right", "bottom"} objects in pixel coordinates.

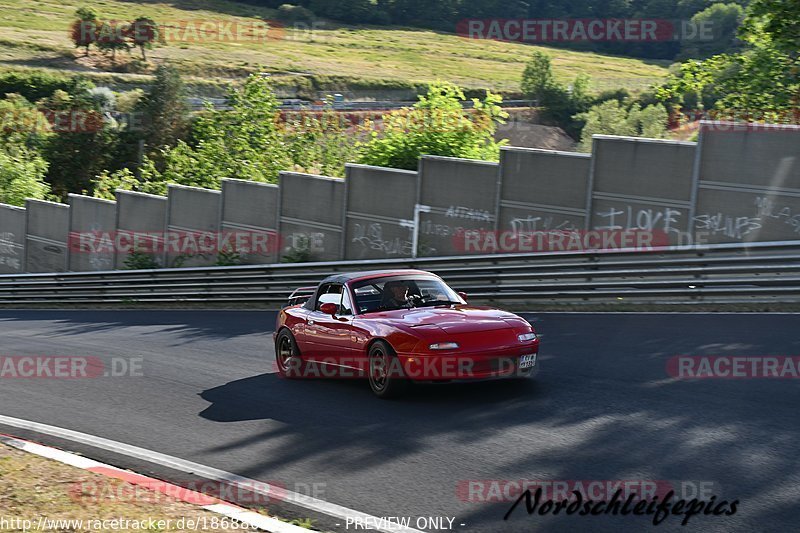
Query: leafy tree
[
  {"left": 129, "top": 17, "right": 159, "bottom": 61},
  {"left": 135, "top": 65, "right": 190, "bottom": 154},
  {"left": 0, "top": 94, "right": 53, "bottom": 151},
  {"left": 357, "top": 82, "right": 508, "bottom": 170},
  {"left": 71, "top": 20, "right": 97, "bottom": 56},
  {"left": 40, "top": 88, "right": 119, "bottom": 198},
  {"left": 575, "top": 100, "right": 668, "bottom": 151},
  {"left": 521, "top": 51, "right": 559, "bottom": 104},
  {"left": 0, "top": 71, "right": 84, "bottom": 103},
  {"left": 128, "top": 74, "right": 291, "bottom": 191},
  {"left": 521, "top": 52, "right": 595, "bottom": 137},
  {"left": 71, "top": 7, "right": 99, "bottom": 56},
  {"left": 658, "top": 0, "right": 800, "bottom": 120},
  {"left": 96, "top": 21, "right": 129, "bottom": 61},
  {"left": 680, "top": 3, "right": 745, "bottom": 58},
  {"left": 0, "top": 148, "right": 50, "bottom": 206},
  {"left": 282, "top": 101, "right": 368, "bottom": 177},
  {"left": 75, "top": 7, "right": 98, "bottom": 21},
  {"left": 745, "top": 0, "right": 800, "bottom": 58}
]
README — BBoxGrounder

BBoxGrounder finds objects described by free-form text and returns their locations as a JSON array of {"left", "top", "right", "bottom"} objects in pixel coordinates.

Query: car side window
[
  {"left": 316, "top": 284, "right": 343, "bottom": 312},
  {"left": 340, "top": 288, "right": 354, "bottom": 316}
]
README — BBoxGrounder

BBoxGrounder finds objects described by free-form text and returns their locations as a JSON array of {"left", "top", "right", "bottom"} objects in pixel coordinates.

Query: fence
[
  {"left": 0, "top": 240, "right": 797, "bottom": 306},
  {"left": 1, "top": 122, "right": 798, "bottom": 274}
]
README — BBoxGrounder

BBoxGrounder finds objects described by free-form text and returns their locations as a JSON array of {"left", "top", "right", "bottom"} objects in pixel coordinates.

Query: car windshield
[{"left": 352, "top": 276, "right": 464, "bottom": 314}]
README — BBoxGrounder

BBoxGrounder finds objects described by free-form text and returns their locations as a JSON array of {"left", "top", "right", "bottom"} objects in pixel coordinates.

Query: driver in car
[{"left": 381, "top": 281, "right": 416, "bottom": 310}]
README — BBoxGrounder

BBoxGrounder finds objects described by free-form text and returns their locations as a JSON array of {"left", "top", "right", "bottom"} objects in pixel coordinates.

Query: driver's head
[{"left": 385, "top": 281, "right": 409, "bottom": 300}]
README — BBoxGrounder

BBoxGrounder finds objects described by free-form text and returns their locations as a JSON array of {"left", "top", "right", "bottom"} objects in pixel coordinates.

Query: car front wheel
[
  {"left": 368, "top": 341, "right": 409, "bottom": 399},
  {"left": 275, "top": 329, "right": 304, "bottom": 379}
]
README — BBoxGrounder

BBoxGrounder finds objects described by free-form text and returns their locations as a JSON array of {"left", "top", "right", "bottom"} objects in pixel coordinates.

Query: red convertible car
[{"left": 273, "top": 270, "right": 539, "bottom": 398}]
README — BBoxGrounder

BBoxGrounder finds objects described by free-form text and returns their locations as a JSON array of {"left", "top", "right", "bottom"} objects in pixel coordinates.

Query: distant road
[{"left": 0, "top": 311, "right": 798, "bottom": 532}]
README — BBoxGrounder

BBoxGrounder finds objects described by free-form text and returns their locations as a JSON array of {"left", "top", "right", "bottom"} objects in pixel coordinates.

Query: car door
[{"left": 303, "top": 284, "right": 359, "bottom": 370}]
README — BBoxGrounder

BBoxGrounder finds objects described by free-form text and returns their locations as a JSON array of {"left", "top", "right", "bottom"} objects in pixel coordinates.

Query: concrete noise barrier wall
[
  {"left": 4, "top": 125, "right": 800, "bottom": 274},
  {"left": 25, "top": 199, "right": 69, "bottom": 273},
  {"left": 588, "top": 135, "right": 697, "bottom": 247},
  {"left": 693, "top": 123, "right": 800, "bottom": 244},
  {"left": 220, "top": 179, "right": 280, "bottom": 265},
  {"left": 497, "top": 147, "right": 590, "bottom": 253},
  {"left": 0, "top": 204, "right": 26, "bottom": 274},
  {"left": 115, "top": 190, "right": 168, "bottom": 269},
  {"left": 417, "top": 156, "right": 500, "bottom": 257},
  {"left": 278, "top": 172, "right": 345, "bottom": 262},
  {"left": 166, "top": 185, "right": 222, "bottom": 268},
  {"left": 344, "top": 164, "right": 417, "bottom": 260},
  {"left": 68, "top": 195, "right": 116, "bottom": 272}
]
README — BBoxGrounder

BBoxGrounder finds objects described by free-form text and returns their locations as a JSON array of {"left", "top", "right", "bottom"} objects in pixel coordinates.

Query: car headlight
[
  {"left": 518, "top": 332, "right": 538, "bottom": 342},
  {"left": 429, "top": 342, "right": 459, "bottom": 350}
]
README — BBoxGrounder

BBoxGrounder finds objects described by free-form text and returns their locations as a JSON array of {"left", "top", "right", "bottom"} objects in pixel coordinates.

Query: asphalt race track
[{"left": 1, "top": 310, "right": 799, "bottom": 532}]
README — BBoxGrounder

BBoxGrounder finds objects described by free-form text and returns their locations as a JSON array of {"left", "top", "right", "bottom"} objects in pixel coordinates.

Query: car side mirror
[
  {"left": 457, "top": 292, "right": 468, "bottom": 303},
  {"left": 319, "top": 302, "right": 339, "bottom": 316}
]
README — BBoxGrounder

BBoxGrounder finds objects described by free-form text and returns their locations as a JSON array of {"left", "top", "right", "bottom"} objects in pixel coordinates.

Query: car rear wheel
[
  {"left": 275, "top": 329, "right": 303, "bottom": 379},
  {"left": 368, "top": 341, "right": 409, "bottom": 399}
]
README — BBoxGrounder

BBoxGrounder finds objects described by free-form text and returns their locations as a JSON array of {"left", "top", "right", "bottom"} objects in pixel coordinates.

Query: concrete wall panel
[
  {"left": 220, "top": 179, "right": 280, "bottom": 265},
  {"left": 418, "top": 156, "right": 499, "bottom": 256},
  {"left": 25, "top": 200, "right": 69, "bottom": 273},
  {"left": 279, "top": 172, "right": 344, "bottom": 262},
  {"left": 68, "top": 195, "right": 116, "bottom": 272},
  {"left": 0, "top": 204, "right": 26, "bottom": 273},
  {"left": 693, "top": 124, "right": 800, "bottom": 244},
  {"left": 166, "top": 185, "right": 222, "bottom": 268},
  {"left": 589, "top": 136, "right": 697, "bottom": 246},
  {"left": 498, "top": 148, "right": 590, "bottom": 250},
  {"left": 344, "top": 164, "right": 417, "bottom": 260},
  {"left": 115, "top": 191, "right": 168, "bottom": 269}
]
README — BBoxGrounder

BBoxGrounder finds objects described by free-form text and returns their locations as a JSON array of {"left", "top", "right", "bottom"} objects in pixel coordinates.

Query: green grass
[{"left": 0, "top": 0, "right": 670, "bottom": 95}]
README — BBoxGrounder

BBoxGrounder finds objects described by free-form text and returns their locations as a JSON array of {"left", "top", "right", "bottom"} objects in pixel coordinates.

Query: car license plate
[{"left": 519, "top": 354, "right": 537, "bottom": 369}]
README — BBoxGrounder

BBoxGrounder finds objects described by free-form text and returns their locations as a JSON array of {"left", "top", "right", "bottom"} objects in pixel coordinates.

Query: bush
[
  {"left": 123, "top": 249, "right": 161, "bottom": 270},
  {"left": 276, "top": 4, "right": 315, "bottom": 24},
  {"left": 357, "top": 82, "right": 508, "bottom": 170},
  {"left": 0, "top": 70, "right": 88, "bottom": 102},
  {"left": 0, "top": 148, "right": 50, "bottom": 207},
  {"left": 575, "top": 100, "right": 668, "bottom": 151}
]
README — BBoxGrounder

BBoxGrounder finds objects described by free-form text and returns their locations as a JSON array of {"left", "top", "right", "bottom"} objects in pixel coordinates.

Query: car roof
[{"left": 320, "top": 269, "right": 438, "bottom": 285}]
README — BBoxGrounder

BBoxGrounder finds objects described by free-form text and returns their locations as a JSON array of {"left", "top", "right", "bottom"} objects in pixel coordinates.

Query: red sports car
[{"left": 273, "top": 269, "right": 540, "bottom": 398}]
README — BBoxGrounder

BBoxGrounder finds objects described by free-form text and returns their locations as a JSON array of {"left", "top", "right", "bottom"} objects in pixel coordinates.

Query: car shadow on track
[{"left": 199, "top": 372, "right": 546, "bottom": 423}]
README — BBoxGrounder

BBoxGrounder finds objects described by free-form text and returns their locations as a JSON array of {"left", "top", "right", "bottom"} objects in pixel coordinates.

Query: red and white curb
[
  {"left": 0, "top": 414, "right": 422, "bottom": 533},
  {"left": 0, "top": 434, "right": 308, "bottom": 533}
]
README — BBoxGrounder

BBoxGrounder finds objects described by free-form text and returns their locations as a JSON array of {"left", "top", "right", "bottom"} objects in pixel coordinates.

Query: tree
[
  {"left": 520, "top": 52, "right": 595, "bottom": 137},
  {"left": 136, "top": 65, "right": 190, "bottom": 154},
  {"left": 745, "top": 0, "right": 800, "bottom": 58},
  {"left": 0, "top": 148, "right": 50, "bottom": 206},
  {"left": 680, "top": 3, "right": 745, "bottom": 58},
  {"left": 96, "top": 21, "right": 129, "bottom": 61},
  {"left": 657, "top": 0, "right": 800, "bottom": 120},
  {"left": 575, "top": 100, "right": 668, "bottom": 151},
  {"left": 0, "top": 95, "right": 51, "bottom": 205},
  {"left": 521, "top": 51, "right": 558, "bottom": 104},
  {"left": 131, "top": 74, "right": 292, "bottom": 191},
  {"left": 357, "top": 82, "right": 508, "bottom": 170},
  {"left": 40, "top": 87, "right": 119, "bottom": 198},
  {"left": 129, "top": 16, "right": 159, "bottom": 61},
  {"left": 70, "top": 19, "right": 97, "bottom": 56}
]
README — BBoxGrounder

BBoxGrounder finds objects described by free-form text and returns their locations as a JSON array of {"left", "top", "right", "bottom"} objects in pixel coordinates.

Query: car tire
[
  {"left": 368, "top": 341, "right": 409, "bottom": 399},
  {"left": 275, "top": 329, "right": 304, "bottom": 379}
]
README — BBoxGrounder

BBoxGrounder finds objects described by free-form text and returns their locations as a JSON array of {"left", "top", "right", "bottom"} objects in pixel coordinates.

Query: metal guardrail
[{"left": 0, "top": 241, "right": 798, "bottom": 306}]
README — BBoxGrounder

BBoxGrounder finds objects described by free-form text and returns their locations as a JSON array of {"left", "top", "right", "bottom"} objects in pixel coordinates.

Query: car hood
[{"left": 369, "top": 306, "right": 524, "bottom": 333}]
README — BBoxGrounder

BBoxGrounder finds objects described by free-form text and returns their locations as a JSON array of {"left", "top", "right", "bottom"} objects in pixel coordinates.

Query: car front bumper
[{"left": 395, "top": 345, "right": 539, "bottom": 382}]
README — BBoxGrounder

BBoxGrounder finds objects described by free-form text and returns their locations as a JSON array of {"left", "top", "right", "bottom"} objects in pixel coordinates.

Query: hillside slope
[{"left": 0, "top": 0, "right": 669, "bottom": 95}]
